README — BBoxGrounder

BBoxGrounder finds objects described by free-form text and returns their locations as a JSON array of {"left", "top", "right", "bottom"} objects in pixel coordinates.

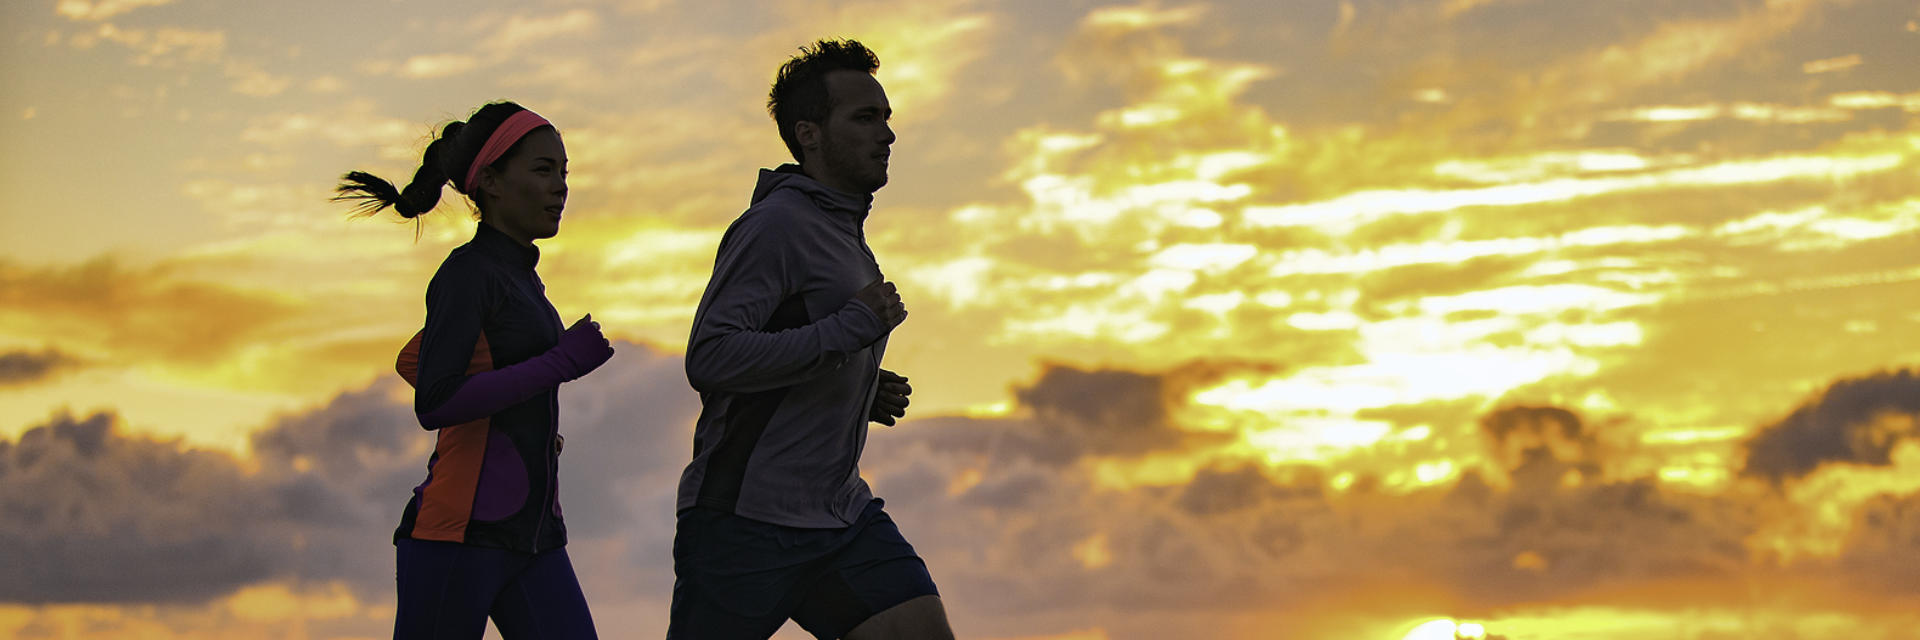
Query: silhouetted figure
[
  {"left": 667, "top": 39, "right": 954, "bottom": 640},
  {"left": 337, "top": 101, "right": 614, "bottom": 640}
]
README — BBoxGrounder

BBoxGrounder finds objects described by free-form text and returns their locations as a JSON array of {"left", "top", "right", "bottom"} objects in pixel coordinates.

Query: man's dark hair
[{"left": 768, "top": 39, "right": 880, "bottom": 163}]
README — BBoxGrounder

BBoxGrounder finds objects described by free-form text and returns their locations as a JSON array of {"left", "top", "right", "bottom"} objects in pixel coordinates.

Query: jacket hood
[{"left": 750, "top": 164, "right": 872, "bottom": 226}]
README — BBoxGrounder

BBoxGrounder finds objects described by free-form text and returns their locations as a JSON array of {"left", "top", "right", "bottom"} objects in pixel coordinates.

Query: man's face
[{"left": 808, "top": 70, "right": 894, "bottom": 195}]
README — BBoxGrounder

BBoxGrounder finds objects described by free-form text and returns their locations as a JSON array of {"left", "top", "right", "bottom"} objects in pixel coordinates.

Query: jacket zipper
[{"left": 533, "top": 394, "right": 555, "bottom": 553}]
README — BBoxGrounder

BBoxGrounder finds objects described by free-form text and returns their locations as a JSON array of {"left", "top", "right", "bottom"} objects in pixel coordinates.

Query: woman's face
[{"left": 479, "top": 127, "right": 568, "bottom": 245}]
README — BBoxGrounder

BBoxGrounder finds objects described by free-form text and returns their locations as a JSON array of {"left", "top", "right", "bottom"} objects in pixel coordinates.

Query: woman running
[{"left": 335, "top": 101, "right": 613, "bottom": 640}]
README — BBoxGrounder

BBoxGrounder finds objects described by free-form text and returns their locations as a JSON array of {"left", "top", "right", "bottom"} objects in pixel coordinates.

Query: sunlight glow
[
  {"left": 1071, "top": 533, "right": 1113, "bottom": 570},
  {"left": 1245, "top": 420, "right": 1394, "bottom": 463},
  {"left": 1247, "top": 153, "right": 1903, "bottom": 233},
  {"left": 947, "top": 468, "right": 985, "bottom": 497},
  {"left": 1416, "top": 284, "right": 1656, "bottom": 315},
  {"left": 1399, "top": 619, "right": 1458, "bottom": 640},
  {"left": 1803, "top": 54, "right": 1863, "bottom": 74},
  {"left": 1149, "top": 243, "right": 1259, "bottom": 271},
  {"left": 225, "top": 582, "right": 364, "bottom": 623},
  {"left": 1657, "top": 465, "right": 1731, "bottom": 491},
  {"left": 1829, "top": 91, "right": 1920, "bottom": 111},
  {"left": 1639, "top": 427, "right": 1747, "bottom": 444},
  {"left": 1270, "top": 224, "right": 1691, "bottom": 275},
  {"left": 1414, "top": 460, "right": 1456, "bottom": 485},
  {"left": 1090, "top": 454, "right": 1207, "bottom": 489}
]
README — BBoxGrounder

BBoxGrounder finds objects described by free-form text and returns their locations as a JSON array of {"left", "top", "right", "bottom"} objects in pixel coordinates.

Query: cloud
[
  {"left": 236, "top": 100, "right": 420, "bottom": 156},
  {"left": 0, "top": 349, "right": 80, "bottom": 388},
  {"left": 887, "top": 362, "right": 1243, "bottom": 469},
  {"left": 1014, "top": 365, "right": 1191, "bottom": 458},
  {"left": 67, "top": 24, "right": 226, "bottom": 67},
  {"left": 14, "top": 1, "right": 1920, "bottom": 635},
  {"left": 223, "top": 60, "right": 290, "bottom": 97},
  {"left": 0, "top": 257, "right": 304, "bottom": 369},
  {"left": 56, "top": 20, "right": 300, "bottom": 101},
  {"left": 1479, "top": 405, "right": 1602, "bottom": 485},
  {"left": 396, "top": 53, "right": 480, "bottom": 79},
  {"left": 494, "top": 9, "right": 600, "bottom": 51},
  {"left": 8, "top": 346, "right": 1915, "bottom": 637},
  {"left": 1545, "top": 0, "right": 1826, "bottom": 105},
  {"left": 0, "top": 411, "right": 284, "bottom": 603},
  {"left": 0, "top": 340, "right": 688, "bottom": 606},
  {"left": 359, "top": 8, "right": 603, "bottom": 80},
  {"left": 1742, "top": 369, "right": 1920, "bottom": 482},
  {"left": 1841, "top": 490, "right": 1920, "bottom": 592},
  {"left": 55, "top": 0, "right": 173, "bottom": 21},
  {"left": 855, "top": 399, "right": 1763, "bottom": 635}
]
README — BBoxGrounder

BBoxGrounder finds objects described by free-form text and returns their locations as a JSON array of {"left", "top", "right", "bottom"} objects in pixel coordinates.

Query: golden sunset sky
[{"left": 4, "top": 0, "right": 1920, "bottom": 638}]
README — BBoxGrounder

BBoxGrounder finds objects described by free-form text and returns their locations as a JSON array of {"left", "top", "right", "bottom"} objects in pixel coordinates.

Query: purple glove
[{"left": 551, "top": 314, "right": 614, "bottom": 381}]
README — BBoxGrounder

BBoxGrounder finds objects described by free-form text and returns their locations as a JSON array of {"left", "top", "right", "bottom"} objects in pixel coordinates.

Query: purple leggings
[{"left": 393, "top": 538, "right": 598, "bottom": 640}]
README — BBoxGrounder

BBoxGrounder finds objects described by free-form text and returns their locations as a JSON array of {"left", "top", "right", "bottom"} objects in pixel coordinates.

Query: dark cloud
[
  {"left": 862, "top": 396, "right": 1775, "bottom": 636},
  {"left": 0, "top": 411, "right": 283, "bottom": 603},
  {"left": 3, "top": 350, "right": 1904, "bottom": 637},
  {"left": 0, "top": 340, "right": 692, "bottom": 606},
  {"left": 1016, "top": 365, "right": 1177, "bottom": 449},
  {"left": 0, "top": 379, "right": 430, "bottom": 604},
  {"left": 1429, "top": 477, "right": 1755, "bottom": 604},
  {"left": 1742, "top": 369, "right": 1920, "bottom": 482},
  {"left": 0, "top": 348, "right": 80, "bottom": 387},
  {"left": 861, "top": 362, "right": 1253, "bottom": 475},
  {"left": 1176, "top": 465, "right": 1320, "bottom": 516},
  {"left": 1479, "top": 405, "right": 1607, "bottom": 493},
  {"left": 1001, "top": 363, "right": 1236, "bottom": 463},
  {"left": 1842, "top": 491, "right": 1920, "bottom": 593}
]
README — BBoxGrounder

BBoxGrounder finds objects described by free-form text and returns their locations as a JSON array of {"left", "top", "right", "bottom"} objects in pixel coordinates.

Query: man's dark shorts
[{"left": 667, "top": 499, "right": 938, "bottom": 640}]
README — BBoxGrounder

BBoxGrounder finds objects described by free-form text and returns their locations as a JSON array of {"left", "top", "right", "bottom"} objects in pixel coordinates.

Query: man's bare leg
[{"left": 842, "top": 594, "right": 954, "bottom": 640}]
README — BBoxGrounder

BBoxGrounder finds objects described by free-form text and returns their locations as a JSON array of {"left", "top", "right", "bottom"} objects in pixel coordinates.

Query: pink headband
[{"left": 462, "top": 110, "right": 552, "bottom": 193}]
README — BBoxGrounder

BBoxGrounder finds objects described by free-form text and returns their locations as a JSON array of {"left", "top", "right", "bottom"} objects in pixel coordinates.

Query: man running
[{"left": 667, "top": 39, "right": 955, "bottom": 640}]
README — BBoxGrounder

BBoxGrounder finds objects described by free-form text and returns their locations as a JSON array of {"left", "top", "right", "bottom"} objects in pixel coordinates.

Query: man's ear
[{"left": 795, "top": 120, "right": 821, "bottom": 154}]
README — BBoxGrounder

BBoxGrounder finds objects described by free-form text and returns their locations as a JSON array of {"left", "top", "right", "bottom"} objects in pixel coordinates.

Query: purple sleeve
[{"left": 415, "top": 349, "right": 580, "bottom": 429}]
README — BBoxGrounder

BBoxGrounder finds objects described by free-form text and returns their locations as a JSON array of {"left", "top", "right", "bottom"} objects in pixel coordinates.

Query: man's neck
[{"left": 800, "top": 162, "right": 860, "bottom": 196}]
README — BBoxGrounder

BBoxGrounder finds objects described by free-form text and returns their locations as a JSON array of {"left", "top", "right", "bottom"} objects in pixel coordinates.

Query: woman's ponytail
[
  {"left": 333, "top": 121, "right": 464, "bottom": 219},
  {"left": 332, "top": 101, "right": 527, "bottom": 228}
]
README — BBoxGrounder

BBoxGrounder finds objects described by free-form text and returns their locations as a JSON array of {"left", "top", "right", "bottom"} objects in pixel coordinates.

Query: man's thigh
[
  {"left": 666, "top": 507, "right": 838, "bottom": 640},
  {"left": 843, "top": 595, "right": 954, "bottom": 640},
  {"left": 665, "top": 574, "right": 790, "bottom": 640},
  {"left": 789, "top": 506, "right": 942, "bottom": 640}
]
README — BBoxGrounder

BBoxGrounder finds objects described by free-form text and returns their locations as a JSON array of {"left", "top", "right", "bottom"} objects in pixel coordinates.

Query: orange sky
[{"left": 4, "top": 0, "right": 1920, "bottom": 638}]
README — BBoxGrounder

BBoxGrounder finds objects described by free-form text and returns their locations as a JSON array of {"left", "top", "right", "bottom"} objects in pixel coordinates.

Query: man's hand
[
  {"left": 854, "top": 278, "right": 908, "bottom": 329},
  {"left": 869, "top": 368, "right": 912, "bottom": 426}
]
